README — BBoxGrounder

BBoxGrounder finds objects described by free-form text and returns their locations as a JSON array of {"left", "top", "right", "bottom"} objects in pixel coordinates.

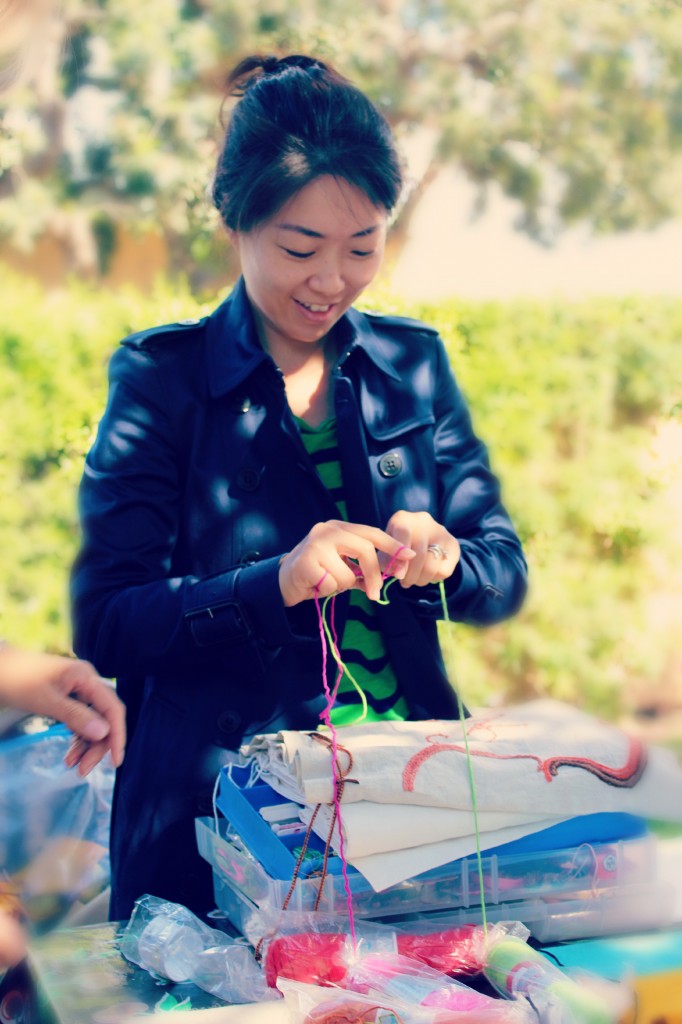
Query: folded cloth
[
  {"left": 301, "top": 806, "right": 567, "bottom": 890},
  {"left": 300, "top": 800, "right": 562, "bottom": 858},
  {"left": 244, "top": 699, "right": 682, "bottom": 821}
]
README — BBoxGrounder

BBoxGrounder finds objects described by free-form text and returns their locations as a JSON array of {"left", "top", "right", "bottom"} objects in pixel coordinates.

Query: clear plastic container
[
  {"left": 211, "top": 866, "right": 674, "bottom": 946},
  {"left": 392, "top": 880, "right": 675, "bottom": 944},
  {"left": 196, "top": 815, "right": 659, "bottom": 919}
]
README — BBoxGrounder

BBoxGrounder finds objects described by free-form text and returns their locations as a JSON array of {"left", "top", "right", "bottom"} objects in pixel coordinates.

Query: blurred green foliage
[
  {"left": 2, "top": 0, "right": 682, "bottom": 285},
  {"left": 0, "top": 272, "right": 680, "bottom": 719}
]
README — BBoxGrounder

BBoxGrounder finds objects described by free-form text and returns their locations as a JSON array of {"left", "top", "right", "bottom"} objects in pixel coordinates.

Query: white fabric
[
  {"left": 301, "top": 800, "right": 560, "bottom": 857},
  {"left": 244, "top": 699, "right": 682, "bottom": 821},
  {"left": 242, "top": 700, "right": 682, "bottom": 890},
  {"left": 300, "top": 804, "right": 567, "bottom": 890}
]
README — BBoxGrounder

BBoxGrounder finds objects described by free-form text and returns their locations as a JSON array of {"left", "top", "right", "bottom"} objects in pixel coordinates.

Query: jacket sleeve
[
  {"left": 419, "top": 335, "right": 527, "bottom": 625},
  {"left": 71, "top": 342, "right": 300, "bottom": 679}
]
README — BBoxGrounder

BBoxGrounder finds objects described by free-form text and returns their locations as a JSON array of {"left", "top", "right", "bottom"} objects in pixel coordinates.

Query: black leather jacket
[{"left": 72, "top": 278, "right": 527, "bottom": 918}]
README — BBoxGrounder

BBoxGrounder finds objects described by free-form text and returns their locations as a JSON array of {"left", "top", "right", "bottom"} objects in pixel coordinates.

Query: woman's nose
[{"left": 308, "top": 261, "right": 344, "bottom": 295}]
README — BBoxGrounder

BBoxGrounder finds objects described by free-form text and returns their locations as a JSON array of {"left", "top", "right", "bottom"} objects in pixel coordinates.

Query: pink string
[
  {"left": 313, "top": 584, "right": 357, "bottom": 948},
  {"left": 311, "top": 547, "right": 409, "bottom": 951}
]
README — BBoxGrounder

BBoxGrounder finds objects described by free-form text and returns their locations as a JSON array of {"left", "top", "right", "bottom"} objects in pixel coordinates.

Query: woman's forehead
[{"left": 270, "top": 176, "right": 387, "bottom": 238}]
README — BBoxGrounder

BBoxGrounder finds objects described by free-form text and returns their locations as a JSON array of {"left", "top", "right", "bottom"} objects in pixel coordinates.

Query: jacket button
[
  {"left": 379, "top": 452, "right": 403, "bottom": 478},
  {"left": 239, "top": 550, "right": 261, "bottom": 565},
  {"left": 217, "top": 710, "right": 242, "bottom": 734},
  {"left": 230, "top": 395, "right": 251, "bottom": 413},
  {"left": 236, "top": 467, "right": 261, "bottom": 491}
]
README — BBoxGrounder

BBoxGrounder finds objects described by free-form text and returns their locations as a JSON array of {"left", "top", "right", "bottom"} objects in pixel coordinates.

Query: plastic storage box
[
  {"left": 196, "top": 814, "right": 659, "bottom": 920},
  {"left": 202, "top": 832, "right": 674, "bottom": 945}
]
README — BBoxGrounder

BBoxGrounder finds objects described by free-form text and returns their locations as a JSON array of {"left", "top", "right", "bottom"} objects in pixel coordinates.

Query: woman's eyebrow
[{"left": 276, "top": 223, "right": 380, "bottom": 239}]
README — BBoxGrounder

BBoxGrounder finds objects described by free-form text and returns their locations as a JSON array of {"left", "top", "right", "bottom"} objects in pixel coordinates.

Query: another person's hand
[
  {"left": 278, "top": 520, "right": 415, "bottom": 606},
  {"left": 0, "top": 891, "right": 27, "bottom": 974},
  {"left": 385, "top": 510, "right": 460, "bottom": 588},
  {"left": 0, "top": 645, "right": 125, "bottom": 776}
]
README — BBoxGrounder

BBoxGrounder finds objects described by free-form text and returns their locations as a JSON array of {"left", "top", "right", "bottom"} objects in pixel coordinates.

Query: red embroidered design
[{"left": 402, "top": 726, "right": 647, "bottom": 791}]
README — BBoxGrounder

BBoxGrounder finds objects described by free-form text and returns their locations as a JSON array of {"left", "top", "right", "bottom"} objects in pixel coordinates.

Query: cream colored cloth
[
  {"left": 301, "top": 800, "right": 560, "bottom": 857},
  {"left": 243, "top": 700, "right": 682, "bottom": 890},
  {"left": 244, "top": 699, "right": 682, "bottom": 820},
  {"left": 300, "top": 804, "right": 567, "bottom": 890}
]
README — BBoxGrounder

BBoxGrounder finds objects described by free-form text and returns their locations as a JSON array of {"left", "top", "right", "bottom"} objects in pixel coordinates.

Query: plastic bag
[
  {"left": 482, "top": 931, "right": 633, "bottom": 1024},
  {"left": 262, "top": 917, "right": 520, "bottom": 989},
  {"left": 395, "top": 925, "right": 486, "bottom": 977},
  {"left": 0, "top": 722, "right": 113, "bottom": 929},
  {"left": 120, "top": 894, "right": 279, "bottom": 1004},
  {"left": 344, "top": 952, "right": 534, "bottom": 1021},
  {"left": 258, "top": 912, "right": 399, "bottom": 988},
  {"left": 279, "top": 977, "right": 525, "bottom": 1024}
]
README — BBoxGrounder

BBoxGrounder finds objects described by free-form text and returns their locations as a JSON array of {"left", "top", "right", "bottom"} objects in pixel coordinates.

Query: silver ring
[{"left": 427, "top": 543, "right": 447, "bottom": 560}]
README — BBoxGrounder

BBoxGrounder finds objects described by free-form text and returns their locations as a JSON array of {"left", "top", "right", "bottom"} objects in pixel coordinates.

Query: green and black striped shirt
[{"left": 296, "top": 416, "right": 409, "bottom": 727}]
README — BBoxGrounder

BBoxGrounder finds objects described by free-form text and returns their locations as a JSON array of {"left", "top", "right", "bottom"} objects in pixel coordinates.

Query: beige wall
[{"left": 0, "top": 227, "right": 169, "bottom": 290}]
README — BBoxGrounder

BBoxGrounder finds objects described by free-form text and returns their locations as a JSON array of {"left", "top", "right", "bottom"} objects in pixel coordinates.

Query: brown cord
[{"left": 255, "top": 734, "right": 355, "bottom": 961}]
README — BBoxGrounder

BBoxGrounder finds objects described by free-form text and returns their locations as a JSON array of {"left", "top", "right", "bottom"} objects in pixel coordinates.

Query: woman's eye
[
  {"left": 283, "top": 248, "right": 314, "bottom": 259},
  {"left": 351, "top": 249, "right": 374, "bottom": 258}
]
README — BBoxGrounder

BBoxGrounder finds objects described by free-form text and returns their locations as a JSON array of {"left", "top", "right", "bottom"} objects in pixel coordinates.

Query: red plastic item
[
  {"left": 397, "top": 925, "right": 484, "bottom": 976},
  {"left": 265, "top": 932, "right": 348, "bottom": 988},
  {"left": 264, "top": 926, "right": 484, "bottom": 988}
]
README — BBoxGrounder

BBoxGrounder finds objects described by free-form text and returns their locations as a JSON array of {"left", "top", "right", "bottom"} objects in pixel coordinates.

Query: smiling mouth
[{"left": 295, "top": 299, "right": 334, "bottom": 313}]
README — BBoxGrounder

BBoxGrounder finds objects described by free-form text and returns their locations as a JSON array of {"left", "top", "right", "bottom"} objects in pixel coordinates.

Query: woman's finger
[{"left": 279, "top": 521, "right": 415, "bottom": 606}]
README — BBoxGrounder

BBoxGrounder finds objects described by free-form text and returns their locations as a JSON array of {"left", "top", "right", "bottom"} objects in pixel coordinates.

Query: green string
[
  {"left": 319, "top": 574, "right": 402, "bottom": 723},
  {"left": 321, "top": 594, "right": 369, "bottom": 723},
  {"left": 376, "top": 575, "right": 399, "bottom": 604},
  {"left": 320, "top": 576, "right": 488, "bottom": 933},
  {"left": 438, "top": 580, "right": 488, "bottom": 935}
]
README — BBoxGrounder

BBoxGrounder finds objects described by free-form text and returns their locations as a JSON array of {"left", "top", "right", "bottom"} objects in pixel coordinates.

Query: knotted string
[
  {"left": 314, "top": 574, "right": 358, "bottom": 948},
  {"left": 309, "top": 554, "right": 490, "bottom": 950},
  {"left": 310, "top": 548, "right": 409, "bottom": 948}
]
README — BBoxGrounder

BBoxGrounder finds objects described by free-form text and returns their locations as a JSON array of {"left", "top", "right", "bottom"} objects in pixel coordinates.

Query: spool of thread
[{"left": 484, "top": 936, "right": 612, "bottom": 1024}]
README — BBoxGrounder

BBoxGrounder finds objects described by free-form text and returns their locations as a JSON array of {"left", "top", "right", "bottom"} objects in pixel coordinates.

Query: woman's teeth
[{"left": 299, "top": 301, "right": 331, "bottom": 312}]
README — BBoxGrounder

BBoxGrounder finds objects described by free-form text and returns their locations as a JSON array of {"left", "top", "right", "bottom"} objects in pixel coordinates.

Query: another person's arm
[
  {"left": 0, "top": 644, "right": 125, "bottom": 775},
  {"left": 0, "top": 889, "right": 27, "bottom": 975}
]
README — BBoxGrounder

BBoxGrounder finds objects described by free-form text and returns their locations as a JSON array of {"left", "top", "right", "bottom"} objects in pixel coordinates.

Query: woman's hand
[
  {"left": 385, "top": 510, "right": 460, "bottom": 588},
  {"left": 0, "top": 646, "right": 126, "bottom": 776},
  {"left": 278, "top": 520, "right": 415, "bottom": 607}
]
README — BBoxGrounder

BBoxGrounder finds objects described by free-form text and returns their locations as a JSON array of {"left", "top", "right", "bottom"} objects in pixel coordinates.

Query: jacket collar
[
  {"left": 205, "top": 278, "right": 269, "bottom": 398},
  {"left": 205, "top": 277, "right": 400, "bottom": 398},
  {"left": 343, "top": 307, "right": 401, "bottom": 381}
]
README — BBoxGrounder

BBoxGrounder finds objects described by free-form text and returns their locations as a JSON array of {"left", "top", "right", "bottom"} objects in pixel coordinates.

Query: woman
[{"left": 72, "top": 54, "right": 527, "bottom": 920}]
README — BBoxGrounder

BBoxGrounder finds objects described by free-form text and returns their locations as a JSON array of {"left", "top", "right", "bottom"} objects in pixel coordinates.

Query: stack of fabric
[
  {"left": 198, "top": 699, "right": 682, "bottom": 944},
  {"left": 244, "top": 699, "right": 680, "bottom": 892}
]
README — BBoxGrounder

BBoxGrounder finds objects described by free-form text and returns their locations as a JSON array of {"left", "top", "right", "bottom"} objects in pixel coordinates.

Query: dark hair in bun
[{"left": 212, "top": 54, "right": 403, "bottom": 231}]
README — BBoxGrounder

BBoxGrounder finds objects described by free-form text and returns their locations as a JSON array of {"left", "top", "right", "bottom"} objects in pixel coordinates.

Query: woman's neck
[{"left": 281, "top": 345, "right": 334, "bottom": 426}]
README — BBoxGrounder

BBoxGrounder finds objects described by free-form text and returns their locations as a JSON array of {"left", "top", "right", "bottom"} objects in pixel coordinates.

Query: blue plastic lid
[{"left": 473, "top": 813, "right": 648, "bottom": 860}]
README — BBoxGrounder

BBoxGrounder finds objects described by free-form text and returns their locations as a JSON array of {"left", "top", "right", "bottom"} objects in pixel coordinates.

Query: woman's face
[{"left": 230, "top": 175, "right": 387, "bottom": 364}]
